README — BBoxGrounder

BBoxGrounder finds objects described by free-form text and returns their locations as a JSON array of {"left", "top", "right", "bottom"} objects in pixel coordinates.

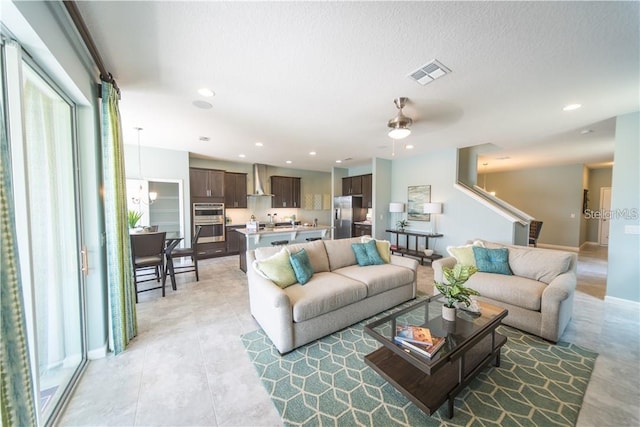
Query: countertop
[
  {"left": 353, "top": 221, "right": 372, "bottom": 225},
  {"left": 235, "top": 225, "right": 332, "bottom": 236}
]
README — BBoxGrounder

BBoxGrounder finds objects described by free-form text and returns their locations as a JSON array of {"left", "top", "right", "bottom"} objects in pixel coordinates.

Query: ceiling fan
[{"left": 387, "top": 97, "right": 413, "bottom": 139}]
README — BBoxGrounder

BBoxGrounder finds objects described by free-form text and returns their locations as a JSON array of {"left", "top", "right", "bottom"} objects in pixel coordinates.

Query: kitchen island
[{"left": 235, "top": 225, "right": 332, "bottom": 272}]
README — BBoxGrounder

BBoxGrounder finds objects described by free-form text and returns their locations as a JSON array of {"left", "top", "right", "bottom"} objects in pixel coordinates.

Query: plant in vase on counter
[
  {"left": 434, "top": 264, "right": 480, "bottom": 320},
  {"left": 128, "top": 210, "right": 143, "bottom": 229}
]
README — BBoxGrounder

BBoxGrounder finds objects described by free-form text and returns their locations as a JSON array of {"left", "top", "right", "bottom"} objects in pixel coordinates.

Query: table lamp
[
  {"left": 389, "top": 202, "right": 405, "bottom": 229},
  {"left": 423, "top": 202, "right": 442, "bottom": 234}
]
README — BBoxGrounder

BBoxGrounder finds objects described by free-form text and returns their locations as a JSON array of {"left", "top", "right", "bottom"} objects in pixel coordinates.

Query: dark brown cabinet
[
  {"left": 190, "top": 168, "right": 224, "bottom": 199},
  {"left": 198, "top": 242, "right": 226, "bottom": 258},
  {"left": 342, "top": 175, "right": 363, "bottom": 196},
  {"left": 353, "top": 223, "right": 372, "bottom": 237},
  {"left": 362, "top": 174, "right": 372, "bottom": 208},
  {"left": 225, "top": 225, "right": 244, "bottom": 255},
  {"left": 343, "top": 174, "right": 372, "bottom": 207},
  {"left": 271, "top": 176, "right": 301, "bottom": 208},
  {"left": 224, "top": 172, "right": 247, "bottom": 208}
]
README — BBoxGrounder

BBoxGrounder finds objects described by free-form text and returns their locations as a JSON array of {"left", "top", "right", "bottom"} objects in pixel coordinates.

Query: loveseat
[
  {"left": 247, "top": 237, "right": 419, "bottom": 353},
  {"left": 433, "top": 240, "right": 577, "bottom": 342}
]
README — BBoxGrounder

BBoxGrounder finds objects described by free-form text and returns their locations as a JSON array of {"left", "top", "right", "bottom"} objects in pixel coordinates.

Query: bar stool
[
  {"left": 306, "top": 237, "right": 322, "bottom": 242},
  {"left": 271, "top": 240, "right": 289, "bottom": 246}
]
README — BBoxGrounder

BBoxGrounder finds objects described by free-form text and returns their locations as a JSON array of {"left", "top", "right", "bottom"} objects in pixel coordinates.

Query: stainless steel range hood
[{"left": 248, "top": 163, "right": 274, "bottom": 197}]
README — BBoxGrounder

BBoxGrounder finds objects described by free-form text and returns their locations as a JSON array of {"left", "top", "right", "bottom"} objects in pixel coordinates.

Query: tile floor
[{"left": 58, "top": 244, "right": 640, "bottom": 426}]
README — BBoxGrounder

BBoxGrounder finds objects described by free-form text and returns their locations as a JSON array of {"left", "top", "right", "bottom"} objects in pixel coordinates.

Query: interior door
[
  {"left": 599, "top": 187, "right": 612, "bottom": 246},
  {"left": 3, "top": 42, "right": 86, "bottom": 425}
]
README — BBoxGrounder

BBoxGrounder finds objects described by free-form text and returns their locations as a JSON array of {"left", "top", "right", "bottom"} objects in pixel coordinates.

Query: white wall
[
  {"left": 390, "top": 148, "right": 514, "bottom": 253},
  {"left": 124, "top": 144, "right": 191, "bottom": 240},
  {"left": 607, "top": 112, "right": 640, "bottom": 302}
]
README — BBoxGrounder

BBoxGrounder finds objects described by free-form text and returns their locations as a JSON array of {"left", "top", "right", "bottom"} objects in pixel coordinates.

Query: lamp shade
[
  {"left": 389, "top": 202, "right": 405, "bottom": 213},
  {"left": 423, "top": 202, "right": 442, "bottom": 214}
]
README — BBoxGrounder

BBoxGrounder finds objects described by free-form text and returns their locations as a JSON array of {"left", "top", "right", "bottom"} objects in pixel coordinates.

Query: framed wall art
[{"left": 407, "top": 185, "right": 431, "bottom": 221}]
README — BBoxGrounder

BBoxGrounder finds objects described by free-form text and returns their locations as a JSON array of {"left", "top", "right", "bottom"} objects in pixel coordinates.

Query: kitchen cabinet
[
  {"left": 198, "top": 242, "right": 226, "bottom": 258},
  {"left": 362, "top": 174, "right": 372, "bottom": 208},
  {"left": 342, "top": 175, "right": 363, "bottom": 196},
  {"left": 226, "top": 225, "right": 244, "bottom": 255},
  {"left": 190, "top": 168, "right": 224, "bottom": 199},
  {"left": 271, "top": 176, "right": 301, "bottom": 208},
  {"left": 353, "top": 223, "right": 372, "bottom": 237},
  {"left": 224, "top": 172, "right": 248, "bottom": 208}
]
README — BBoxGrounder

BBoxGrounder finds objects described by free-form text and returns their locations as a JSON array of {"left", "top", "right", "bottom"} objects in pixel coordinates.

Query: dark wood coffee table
[{"left": 363, "top": 296, "right": 508, "bottom": 418}]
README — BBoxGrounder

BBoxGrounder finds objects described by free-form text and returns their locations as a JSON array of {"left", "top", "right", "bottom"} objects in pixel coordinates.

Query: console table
[{"left": 386, "top": 229, "right": 443, "bottom": 265}]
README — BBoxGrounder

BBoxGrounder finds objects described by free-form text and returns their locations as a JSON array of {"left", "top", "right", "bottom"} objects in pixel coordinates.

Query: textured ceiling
[{"left": 75, "top": 1, "right": 639, "bottom": 172}]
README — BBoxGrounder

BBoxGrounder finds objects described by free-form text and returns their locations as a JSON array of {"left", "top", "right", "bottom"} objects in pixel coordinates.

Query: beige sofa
[
  {"left": 433, "top": 240, "right": 577, "bottom": 342},
  {"left": 247, "top": 237, "right": 419, "bottom": 353}
]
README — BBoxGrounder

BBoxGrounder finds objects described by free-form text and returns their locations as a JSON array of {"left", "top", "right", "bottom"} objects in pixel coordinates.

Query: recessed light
[
  {"left": 404, "top": 144, "right": 414, "bottom": 150},
  {"left": 335, "top": 160, "right": 342, "bottom": 164},
  {"left": 309, "top": 151, "right": 317, "bottom": 156},
  {"left": 580, "top": 129, "right": 594, "bottom": 135},
  {"left": 255, "top": 142, "right": 264, "bottom": 147},
  {"left": 199, "top": 136, "right": 210, "bottom": 142},
  {"left": 193, "top": 100, "right": 213, "bottom": 109},
  {"left": 197, "top": 88, "right": 215, "bottom": 97},
  {"left": 238, "top": 154, "right": 246, "bottom": 158},
  {"left": 285, "top": 160, "right": 292, "bottom": 164},
  {"left": 563, "top": 103, "right": 582, "bottom": 111}
]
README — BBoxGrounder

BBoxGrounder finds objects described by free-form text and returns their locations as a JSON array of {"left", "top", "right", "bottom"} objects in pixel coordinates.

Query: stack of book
[{"left": 394, "top": 324, "right": 445, "bottom": 358}]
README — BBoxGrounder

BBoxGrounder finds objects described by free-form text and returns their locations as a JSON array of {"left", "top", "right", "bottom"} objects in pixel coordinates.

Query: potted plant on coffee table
[{"left": 434, "top": 264, "right": 480, "bottom": 321}]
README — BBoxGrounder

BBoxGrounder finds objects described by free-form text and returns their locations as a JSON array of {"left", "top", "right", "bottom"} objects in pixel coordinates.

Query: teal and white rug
[{"left": 242, "top": 303, "right": 597, "bottom": 427}]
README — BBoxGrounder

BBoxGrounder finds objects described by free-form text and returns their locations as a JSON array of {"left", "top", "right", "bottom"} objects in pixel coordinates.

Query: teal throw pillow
[
  {"left": 352, "top": 240, "right": 385, "bottom": 266},
  {"left": 289, "top": 248, "right": 314, "bottom": 285},
  {"left": 472, "top": 246, "right": 512, "bottom": 275},
  {"left": 352, "top": 243, "right": 372, "bottom": 266}
]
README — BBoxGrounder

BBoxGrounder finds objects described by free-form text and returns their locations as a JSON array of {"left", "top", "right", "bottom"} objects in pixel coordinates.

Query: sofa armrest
[
  {"left": 390, "top": 254, "right": 419, "bottom": 271},
  {"left": 540, "top": 271, "right": 577, "bottom": 342},
  {"left": 246, "top": 250, "right": 294, "bottom": 352},
  {"left": 432, "top": 256, "right": 457, "bottom": 283}
]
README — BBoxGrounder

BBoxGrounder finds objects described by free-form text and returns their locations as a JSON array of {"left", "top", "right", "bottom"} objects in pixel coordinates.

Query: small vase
[{"left": 442, "top": 305, "right": 457, "bottom": 322}]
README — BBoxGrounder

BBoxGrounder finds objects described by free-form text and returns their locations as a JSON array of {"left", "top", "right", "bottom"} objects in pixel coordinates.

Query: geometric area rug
[{"left": 241, "top": 303, "right": 598, "bottom": 427}]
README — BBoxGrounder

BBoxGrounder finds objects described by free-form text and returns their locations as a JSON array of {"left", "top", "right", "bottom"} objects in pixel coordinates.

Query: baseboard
[
  {"left": 604, "top": 295, "right": 640, "bottom": 309},
  {"left": 536, "top": 243, "right": 579, "bottom": 252},
  {"left": 87, "top": 343, "right": 108, "bottom": 360}
]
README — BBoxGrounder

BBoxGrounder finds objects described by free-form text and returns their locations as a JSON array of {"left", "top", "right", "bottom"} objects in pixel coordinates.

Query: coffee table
[{"left": 363, "top": 296, "right": 508, "bottom": 418}]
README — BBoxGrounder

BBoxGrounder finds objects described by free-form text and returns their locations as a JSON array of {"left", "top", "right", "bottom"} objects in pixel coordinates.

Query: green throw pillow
[
  {"left": 472, "top": 246, "right": 512, "bottom": 275},
  {"left": 289, "top": 248, "right": 314, "bottom": 285},
  {"left": 253, "top": 248, "right": 297, "bottom": 288},
  {"left": 446, "top": 240, "right": 485, "bottom": 266},
  {"left": 352, "top": 240, "right": 384, "bottom": 266}
]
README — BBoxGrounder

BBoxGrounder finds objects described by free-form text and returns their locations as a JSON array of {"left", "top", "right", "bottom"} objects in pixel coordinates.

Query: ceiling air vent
[{"left": 408, "top": 59, "right": 451, "bottom": 86}]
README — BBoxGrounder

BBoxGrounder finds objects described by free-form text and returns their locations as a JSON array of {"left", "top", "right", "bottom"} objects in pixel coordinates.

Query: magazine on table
[
  {"left": 395, "top": 324, "right": 433, "bottom": 345},
  {"left": 394, "top": 335, "right": 446, "bottom": 358}
]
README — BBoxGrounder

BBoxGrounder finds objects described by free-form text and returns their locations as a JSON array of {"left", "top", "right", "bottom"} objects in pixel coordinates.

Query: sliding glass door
[{"left": 2, "top": 40, "right": 86, "bottom": 425}]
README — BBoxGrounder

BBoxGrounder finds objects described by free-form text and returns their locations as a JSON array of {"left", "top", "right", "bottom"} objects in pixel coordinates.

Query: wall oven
[{"left": 193, "top": 202, "right": 225, "bottom": 243}]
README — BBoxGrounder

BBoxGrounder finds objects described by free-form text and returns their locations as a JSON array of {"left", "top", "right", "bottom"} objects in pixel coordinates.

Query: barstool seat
[
  {"left": 271, "top": 240, "right": 289, "bottom": 246},
  {"left": 306, "top": 237, "right": 322, "bottom": 242}
]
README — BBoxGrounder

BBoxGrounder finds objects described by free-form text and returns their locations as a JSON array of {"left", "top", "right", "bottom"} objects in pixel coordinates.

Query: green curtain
[
  {"left": 0, "top": 91, "right": 37, "bottom": 426},
  {"left": 101, "top": 82, "right": 137, "bottom": 354}
]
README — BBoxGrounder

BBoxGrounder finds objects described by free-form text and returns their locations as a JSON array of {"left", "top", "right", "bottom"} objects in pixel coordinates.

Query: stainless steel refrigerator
[{"left": 334, "top": 196, "right": 365, "bottom": 239}]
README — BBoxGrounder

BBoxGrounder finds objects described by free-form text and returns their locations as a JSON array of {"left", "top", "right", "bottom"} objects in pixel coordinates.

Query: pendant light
[{"left": 131, "top": 127, "right": 157, "bottom": 205}]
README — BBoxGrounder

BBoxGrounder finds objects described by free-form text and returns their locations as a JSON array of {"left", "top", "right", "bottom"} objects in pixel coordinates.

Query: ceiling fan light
[{"left": 388, "top": 127, "right": 411, "bottom": 139}]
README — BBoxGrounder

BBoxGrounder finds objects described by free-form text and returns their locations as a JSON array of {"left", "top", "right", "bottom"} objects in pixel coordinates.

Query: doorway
[
  {"left": 2, "top": 41, "right": 87, "bottom": 425},
  {"left": 599, "top": 187, "right": 612, "bottom": 246}
]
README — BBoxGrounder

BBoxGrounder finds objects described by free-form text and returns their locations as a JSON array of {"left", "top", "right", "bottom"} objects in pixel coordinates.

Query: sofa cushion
[
  {"left": 467, "top": 272, "right": 546, "bottom": 311},
  {"left": 334, "top": 264, "right": 415, "bottom": 297},
  {"left": 283, "top": 272, "right": 367, "bottom": 322},
  {"left": 506, "top": 246, "right": 573, "bottom": 284},
  {"left": 252, "top": 248, "right": 297, "bottom": 288},
  {"left": 473, "top": 247, "right": 513, "bottom": 275},
  {"left": 447, "top": 240, "right": 484, "bottom": 266},
  {"left": 361, "top": 236, "right": 392, "bottom": 263},
  {"left": 324, "top": 237, "right": 361, "bottom": 270},
  {"left": 289, "top": 248, "right": 314, "bottom": 285}
]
